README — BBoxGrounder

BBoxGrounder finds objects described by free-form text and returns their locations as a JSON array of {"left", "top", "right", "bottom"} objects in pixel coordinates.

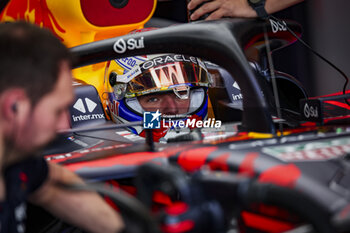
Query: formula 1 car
[
  {"left": 3, "top": 1, "right": 350, "bottom": 232},
  {"left": 18, "top": 16, "right": 350, "bottom": 233}
]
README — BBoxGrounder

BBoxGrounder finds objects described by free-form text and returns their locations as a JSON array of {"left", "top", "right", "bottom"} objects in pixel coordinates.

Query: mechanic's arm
[
  {"left": 28, "top": 162, "right": 125, "bottom": 233},
  {"left": 188, "top": 0, "right": 304, "bottom": 21}
]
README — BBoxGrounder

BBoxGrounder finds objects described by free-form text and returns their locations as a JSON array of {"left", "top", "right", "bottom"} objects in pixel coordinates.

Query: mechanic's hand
[{"left": 187, "top": 0, "right": 257, "bottom": 21}]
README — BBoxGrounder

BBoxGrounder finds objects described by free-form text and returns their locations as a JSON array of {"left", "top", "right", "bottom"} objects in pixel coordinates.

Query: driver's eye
[{"left": 147, "top": 97, "right": 159, "bottom": 103}]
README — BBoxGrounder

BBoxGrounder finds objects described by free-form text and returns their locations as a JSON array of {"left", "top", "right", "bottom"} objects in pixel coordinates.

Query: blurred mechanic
[
  {"left": 0, "top": 22, "right": 124, "bottom": 233},
  {"left": 105, "top": 52, "right": 211, "bottom": 141},
  {"left": 188, "top": 0, "right": 304, "bottom": 21}
]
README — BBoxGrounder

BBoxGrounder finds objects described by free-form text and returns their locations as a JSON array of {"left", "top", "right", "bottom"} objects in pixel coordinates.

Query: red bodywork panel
[{"left": 80, "top": 0, "right": 155, "bottom": 27}]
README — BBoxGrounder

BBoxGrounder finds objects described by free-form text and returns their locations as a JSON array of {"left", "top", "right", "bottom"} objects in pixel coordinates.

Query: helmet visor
[{"left": 125, "top": 55, "right": 210, "bottom": 97}]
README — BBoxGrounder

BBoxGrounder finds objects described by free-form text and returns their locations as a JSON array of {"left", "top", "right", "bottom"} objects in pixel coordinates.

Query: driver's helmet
[{"left": 104, "top": 53, "right": 211, "bottom": 141}]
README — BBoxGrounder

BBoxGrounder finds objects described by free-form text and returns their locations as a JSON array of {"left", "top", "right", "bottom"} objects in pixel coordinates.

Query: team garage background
[{"left": 153, "top": 0, "right": 350, "bottom": 97}]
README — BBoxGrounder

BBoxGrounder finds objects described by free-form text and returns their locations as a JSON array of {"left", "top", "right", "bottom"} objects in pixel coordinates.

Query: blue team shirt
[{"left": 0, "top": 157, "right": 48, "bottom": 233}]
